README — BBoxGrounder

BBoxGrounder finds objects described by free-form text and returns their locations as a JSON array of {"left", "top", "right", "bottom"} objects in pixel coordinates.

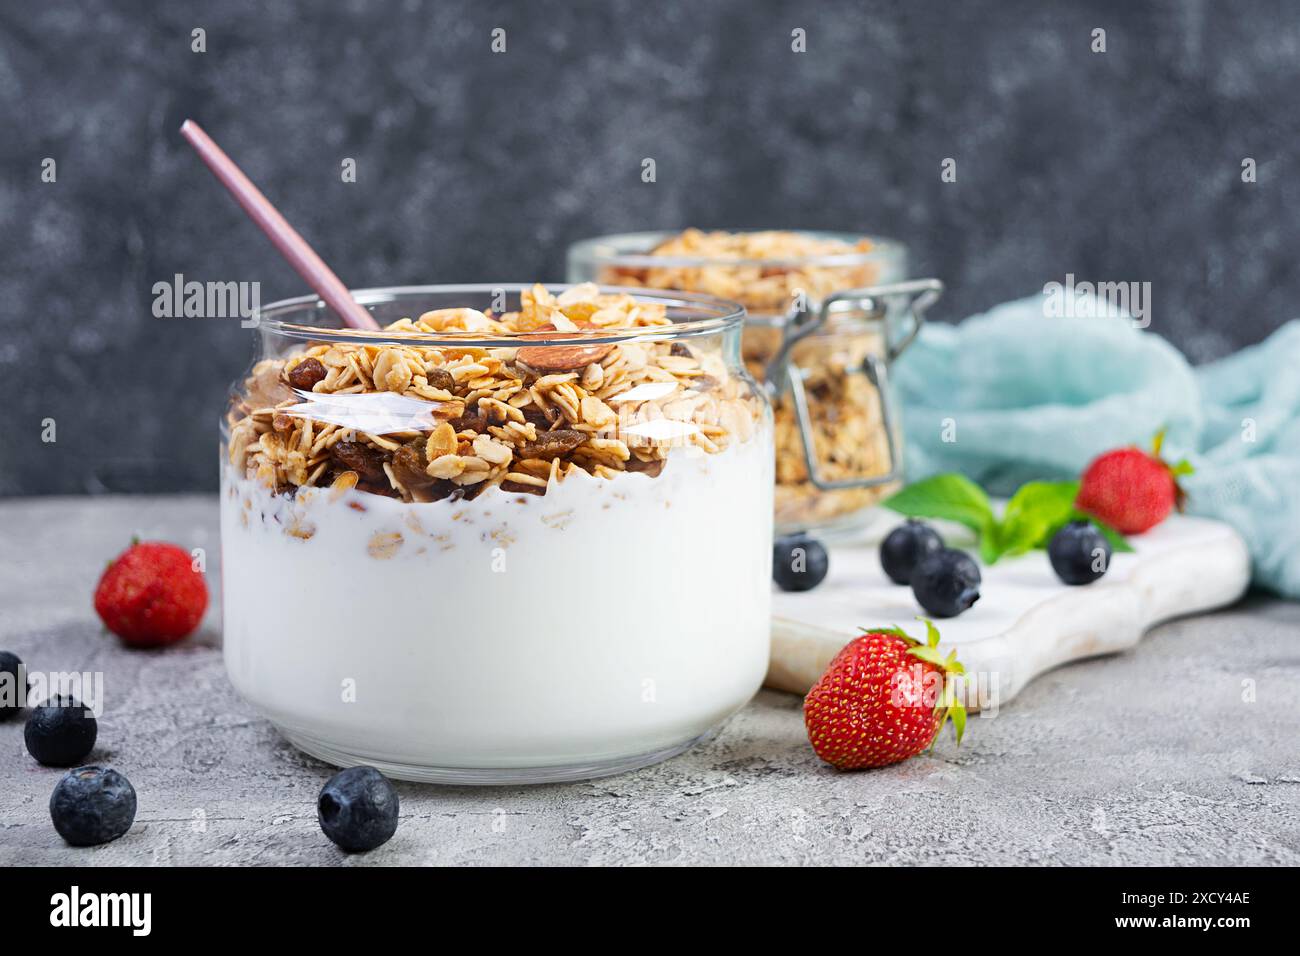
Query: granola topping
[{"left": 225, "top": 283, "right": 761, "bottom": 503}]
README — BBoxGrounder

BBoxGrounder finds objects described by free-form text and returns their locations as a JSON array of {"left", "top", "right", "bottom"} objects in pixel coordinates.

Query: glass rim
[
  {"left": 567, "top": 230, "right": 907, "bottom": 270},
  {"left": 256, "top": 283, "right": 747, "bottom": 347}
]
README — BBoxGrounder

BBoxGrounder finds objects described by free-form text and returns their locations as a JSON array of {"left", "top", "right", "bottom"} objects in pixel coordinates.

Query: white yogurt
[{"left": 220, "top": 435, "right": 773, "bottom": 781}]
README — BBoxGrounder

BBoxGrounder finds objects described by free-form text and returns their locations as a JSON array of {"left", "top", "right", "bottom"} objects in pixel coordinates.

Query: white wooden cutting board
[{"left": 766, "top": 513, "right": 1251, "bottom": 706}]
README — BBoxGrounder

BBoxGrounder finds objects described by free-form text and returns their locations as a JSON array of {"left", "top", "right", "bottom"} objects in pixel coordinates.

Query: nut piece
[
  {"left": 425, "top": 422, "right": 458, "bottom": 461},
  {"left": 515, "top": 330, "right": 614, "bottom": 373},
  {"left": 373, "top": 349, "right": 413, "bottom": 393},
  {"left": 328, "top": 470, "right": 359, "bottom": 502}
]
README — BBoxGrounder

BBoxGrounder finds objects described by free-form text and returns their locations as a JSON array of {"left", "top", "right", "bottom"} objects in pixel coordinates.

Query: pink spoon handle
[{"left": 180, "top": 120, "right": 379, "bottom": 331}]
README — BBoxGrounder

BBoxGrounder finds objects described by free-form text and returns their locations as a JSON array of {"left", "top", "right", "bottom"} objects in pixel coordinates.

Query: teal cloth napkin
[{"left": 893, "top": 295, "right": 1300, "bottom": 597}]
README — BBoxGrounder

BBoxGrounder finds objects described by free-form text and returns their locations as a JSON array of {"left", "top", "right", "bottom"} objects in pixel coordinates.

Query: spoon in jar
[{"left": 179, "top": 119, "right": 380, "bottom": 331}]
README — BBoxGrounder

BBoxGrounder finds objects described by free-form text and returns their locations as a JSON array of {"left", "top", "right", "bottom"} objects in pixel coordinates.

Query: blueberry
[
  {"left": 1048, "top": 520, "right": 1112, "bottom": 585},
  {"left": 49, "top": 766, "right": 137, "bottom": 847},
  {"left": 910, "top": 548, "right": 981, "bottom": 618},
  {"left": 318, "top": 766, "right": 400, "bottom": 852},
  {"left": 25, "top": 696, "right": 97, "bottom": 766},
  {"left": 0, "top": 651, "right": 26, "bottom": 719},
  {"left": 880, "top": 519, "right": 944, "bottom": 585},
  {"left": 772, "top": 534, "right": 829, "bottom": 592}
]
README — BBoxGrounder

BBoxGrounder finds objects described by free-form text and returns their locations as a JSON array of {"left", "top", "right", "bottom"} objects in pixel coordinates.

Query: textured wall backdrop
[{"left": 2, "top": 0, "right": 1297, "bottom": 494}]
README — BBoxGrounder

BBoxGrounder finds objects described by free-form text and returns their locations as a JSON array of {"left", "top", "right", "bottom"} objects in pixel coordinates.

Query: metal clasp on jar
[{"left": 762, "top": 278, "right": 943, "bottom": 491}]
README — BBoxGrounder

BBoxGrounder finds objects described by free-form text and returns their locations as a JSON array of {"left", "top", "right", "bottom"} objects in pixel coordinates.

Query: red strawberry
[
  {"left": 804, "top": 620, "right": 966, "bottom": 770},
  {"left": 94, "top": 540, "right": 208, "bottom": 647},
  {"left": 1075, "top": 431, "right": 1193, "bottom": 534}
]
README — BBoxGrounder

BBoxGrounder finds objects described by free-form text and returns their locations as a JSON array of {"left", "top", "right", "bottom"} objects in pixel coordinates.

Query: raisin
[
  {"left": 449, "top": 411, "right": 488, "bottom": 434},
  {"left": 354, "top": 480, "right": 399, "bottom": 499},
  {"left": 514, "top": 429, "right": 587, "bottom": 460},
  {"left": 457, "top": 480, "right": 492, "bottom": 501},
  {"left": 501, "top": 479, "right": 546, "bottom": 497},
  {"left": 427, "top": 479, "right": 461, "bottom": 502},
  {"left": 427, "top": 367, "right": 456, "bottom": 392},
  {"left": 521, "top": 405, "right": 558, "bottom": 429},
  {"left": 286, "top": 357, "right": 327, "bottom": 391},
  {"left": 331, "top": 442, "right": 388, "bottom": 484},
  {"left": 626, "top": 458, "right": 666, "bottom": 478},
  {"left": 391, "top": 442, "right": 440, "bottom": 501},
  {"left": 670, "top": 343, "right": 693, "bottom": 359}
]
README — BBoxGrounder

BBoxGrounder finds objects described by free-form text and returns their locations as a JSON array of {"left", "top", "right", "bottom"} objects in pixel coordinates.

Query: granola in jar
[
  {"left": 570, "top": 230, "right": 937, "bottom": 533},
  {"left": 224, "top": 282, "right": 762, "bottom": 512}
]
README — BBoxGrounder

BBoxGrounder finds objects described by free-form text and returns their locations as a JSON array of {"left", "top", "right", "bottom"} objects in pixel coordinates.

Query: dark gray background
[{"left": 2, "top": 0, "right": 1296, "bottom": 495}]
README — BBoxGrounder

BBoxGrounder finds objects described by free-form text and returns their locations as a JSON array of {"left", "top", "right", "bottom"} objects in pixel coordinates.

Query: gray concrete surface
[{"left": 1, "top": 495, "right": 1297, "bottom": 866}]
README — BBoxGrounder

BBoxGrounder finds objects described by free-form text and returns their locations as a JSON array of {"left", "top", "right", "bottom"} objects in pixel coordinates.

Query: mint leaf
[
  {"left": 882, "top": 474, "right": 994, "bottom": 533},
  {"left": 884, "top": 473, "right": 1134, "bottom": 567},
  {"left": 979, "top": 516, "right": 1005, "bottom": 564},
  {"left": 998, "top": 480, "right": 1081, "bottom": 557}
]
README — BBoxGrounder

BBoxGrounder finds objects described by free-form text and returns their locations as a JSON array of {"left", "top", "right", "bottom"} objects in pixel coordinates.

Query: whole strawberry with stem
[
  {"left": 804, "top": 619, "right": 966, "bottom": 770},
  {"left": 1075, "top": 430, "right": 1194, "bottom": 535},
  {"left": 94, "top": 539, "right": 208, "bottom": 648}
]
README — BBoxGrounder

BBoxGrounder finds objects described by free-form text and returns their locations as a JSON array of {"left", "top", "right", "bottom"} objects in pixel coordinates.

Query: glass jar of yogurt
[
  {"left": 567, "top": 230, "right": 943, "bottom": 535},
  {"left": 220, "top": 283, "right": 773, "bottom": 783}
]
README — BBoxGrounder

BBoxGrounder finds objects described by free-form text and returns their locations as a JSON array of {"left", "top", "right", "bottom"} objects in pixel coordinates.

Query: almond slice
[{"left": 515, "top": 323, "right": 615, "bottom": 373}]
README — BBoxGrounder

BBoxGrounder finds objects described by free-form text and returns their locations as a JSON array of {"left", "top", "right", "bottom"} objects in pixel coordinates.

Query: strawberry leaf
[
  {"left": 918, "top": 617, "right": 941, "bottom": 649},
  {"left": 907, "top": 645, "right": 949, "bottom": 668},
  {"left": 948, "top": 693, "right": 967, "bottom": 746},
  {"left": 930, "top": 680, "right": 967, "bottom": 750},
  {"left": 906, "top": 619, "right": 966, "bottom": 677},
  {"left": 882, "top": 474, "right": 994, "bottom": 533},
  {"left": 862, "top": 624, "right": 915, "bottom": 645}
]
